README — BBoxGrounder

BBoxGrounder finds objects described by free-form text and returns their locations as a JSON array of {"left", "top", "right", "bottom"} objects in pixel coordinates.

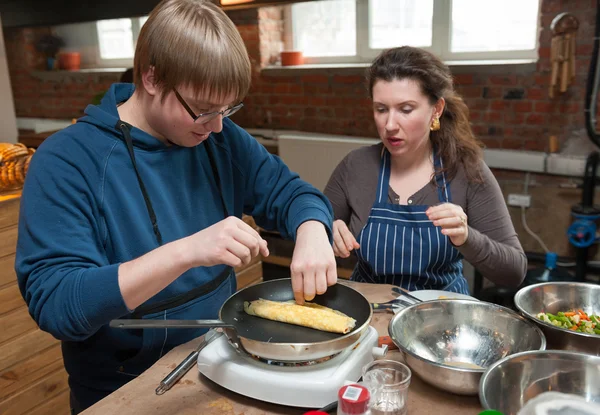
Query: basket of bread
[{"left": 0, "top": 143, "right": 35, "bottom": 192}]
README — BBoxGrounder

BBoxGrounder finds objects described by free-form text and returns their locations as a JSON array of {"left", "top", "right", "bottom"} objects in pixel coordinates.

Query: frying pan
[{"left": 110, "top": 278, "right": 373, "bottom": 362}]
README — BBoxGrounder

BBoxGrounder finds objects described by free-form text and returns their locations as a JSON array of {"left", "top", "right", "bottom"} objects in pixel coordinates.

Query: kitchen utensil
[
  {"left": 514, "top": 281, "right": 600, "bottom": 355},
  {"left": 390, "top": 287, "right": 423, "bottom": 304},
  {"left": 371, "top": 303, "right": 398, "bottom": 312},
  {"left": 371, "top": 298, "right": 415, "bottom": 312},
  {"left": 362, "top": 359, "right": 411, "bottom": 415},
  {"left": 388, "top": 299, "right": 546, "bottom": 395},
  {"left": 479, "top": 350, "right": 600, "bottom": 415},
  {"left": 155, "top": 329, "right": 222, "bottom": 395},
  {"left": 111, "top": 278, "right": 373, "bottom": 362},
  {"left": 395, "top": 287, "right": 477, "bottom": 302}
]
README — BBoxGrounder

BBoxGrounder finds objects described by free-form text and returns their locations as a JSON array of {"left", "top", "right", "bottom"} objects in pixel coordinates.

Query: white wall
[
  {"left": 0, "top": 14, "right": 18, "bottom": 144},
  {"left": 278, "top": 132, "right": 379, "bottom": 191}
]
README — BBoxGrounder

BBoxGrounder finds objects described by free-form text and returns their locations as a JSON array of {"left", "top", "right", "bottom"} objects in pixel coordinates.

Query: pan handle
[
  {"left": 110, "top": 319, "right": 235, "bottom": 329},
  {"left": 110, "top": 319, "right": 246, "bottom": 357}
]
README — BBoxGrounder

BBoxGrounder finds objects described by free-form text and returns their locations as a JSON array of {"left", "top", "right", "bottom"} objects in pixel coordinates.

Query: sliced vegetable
[{"left": 537, "top": 309, "right": 600, "bottom": 335}]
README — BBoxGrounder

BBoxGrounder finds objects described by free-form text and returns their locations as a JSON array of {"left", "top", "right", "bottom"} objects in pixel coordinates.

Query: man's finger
[
  {"left": 315, "top": 271, "right": 327, "bottom": 295},
  {"left": 291, "top": 269, "right": 304, "bottom": 305},
  {"left": 326, "top": 264, "right": 338, "bottom": 287},
  {"left": 303, "top": 272, "right": 316, "bottom": 302}
]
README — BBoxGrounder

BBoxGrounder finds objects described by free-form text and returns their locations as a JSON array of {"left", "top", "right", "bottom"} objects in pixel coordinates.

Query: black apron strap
[
  {"left": 129, "top": 266, "right": 232, "bottom": 318},
  {"left": 115, "top": 121, "right": 233, "bottom": 318},
  {"left": 117, "top": 121, "right": 163, "bottom": 245}
]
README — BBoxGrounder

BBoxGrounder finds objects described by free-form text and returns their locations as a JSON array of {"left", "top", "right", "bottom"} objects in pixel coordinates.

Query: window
[
  {"left": 96, "top": 16, "right": 148, "bottom": 65},
  {"left": 285, "top": 0, "right": 540, "bottom": 64},
  {"left": 54, "top": 16, "right": 148, "bottom": 69}
]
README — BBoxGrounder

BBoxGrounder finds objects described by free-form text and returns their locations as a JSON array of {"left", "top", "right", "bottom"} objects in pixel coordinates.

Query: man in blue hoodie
[{"left": 15, "top": 0, "right": 337, "bottom": 412}]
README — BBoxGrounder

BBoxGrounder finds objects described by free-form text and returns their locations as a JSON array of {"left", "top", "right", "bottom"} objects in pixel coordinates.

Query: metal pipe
[
  {"left": 576, "top": 248, "right": 589, "bottom": 282},
  {"left": 582, "top": 151, "right": 600, "bottom": 207},
  {"left": 585, "top": 0, "right": 600, "bottom": 147}
]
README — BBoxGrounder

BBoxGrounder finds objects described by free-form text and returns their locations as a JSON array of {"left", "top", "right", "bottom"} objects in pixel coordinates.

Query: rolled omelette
[{"left": 243, "top": 299, "right": 356, "bottom": 334}]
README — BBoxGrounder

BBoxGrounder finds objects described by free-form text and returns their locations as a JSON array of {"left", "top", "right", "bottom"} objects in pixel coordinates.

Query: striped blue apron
[{"left": 351, "top": 149, "right": 469, "bottom": 294}]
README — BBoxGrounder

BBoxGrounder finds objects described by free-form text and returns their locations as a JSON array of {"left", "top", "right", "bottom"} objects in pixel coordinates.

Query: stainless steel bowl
[
  {"left": 388, "top": 299, "right": 546, "bottom": 395},
  {"left": 479, "top": 350, "right": 600, "bottom": 415},
  {"left": 514, "top": 282, "right": 600, "bottom": 356}
]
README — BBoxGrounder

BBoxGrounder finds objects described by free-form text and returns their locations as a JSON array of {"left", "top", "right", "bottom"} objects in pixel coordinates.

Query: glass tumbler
[{"left": 362, "top": 359, "right": 411, "bottom": 415}]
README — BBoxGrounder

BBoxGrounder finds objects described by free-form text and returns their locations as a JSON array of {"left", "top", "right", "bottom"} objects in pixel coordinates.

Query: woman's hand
[
  {"left": 426, "top": 203, "right": 469, "bottom": 246},
  {"left": 332, "top": 219, "right": 360, "bottom": 258}
]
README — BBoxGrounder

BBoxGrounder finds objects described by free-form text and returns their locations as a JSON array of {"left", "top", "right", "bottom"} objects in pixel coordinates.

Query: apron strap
[
  {"left": 376, "top": 149, "right": 391, "bottom": 204},
  {"left": 433, "top": 151, "right": 452, "bottom": 203}
]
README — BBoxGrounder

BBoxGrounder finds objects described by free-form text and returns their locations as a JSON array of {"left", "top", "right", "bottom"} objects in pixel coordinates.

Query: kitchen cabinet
[{"left": 0, "top": 192, "right": 70, "bottom": 415}]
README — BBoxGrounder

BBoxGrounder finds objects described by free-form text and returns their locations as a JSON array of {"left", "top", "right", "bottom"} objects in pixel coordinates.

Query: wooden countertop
[
  {"left": 82, "top": 281, "right": 482, "bottom": 415},
  {"left": 0, "top": 191, "right": 21, "bottom": 203}
]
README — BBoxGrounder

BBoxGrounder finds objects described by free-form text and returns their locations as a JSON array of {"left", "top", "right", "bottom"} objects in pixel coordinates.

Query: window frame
[{"left": 284, "top": 0, "right": 540, "bottom": 65}]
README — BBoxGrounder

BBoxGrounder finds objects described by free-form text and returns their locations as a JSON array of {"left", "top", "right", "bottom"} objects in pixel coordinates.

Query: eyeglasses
[{"left": 173, "top": 89, "right": 244, "bottom": 124}]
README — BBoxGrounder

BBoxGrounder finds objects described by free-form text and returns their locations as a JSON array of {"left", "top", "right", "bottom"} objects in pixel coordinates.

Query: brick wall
[
  {"left": 2, "top": 0, "right": 597, "bottom": 152},
  {"left": 3, "top": 27, "right": 121, "bottom": 119},
  {"left": 233, "top": 0, "right": 597, "bottom": 151}
]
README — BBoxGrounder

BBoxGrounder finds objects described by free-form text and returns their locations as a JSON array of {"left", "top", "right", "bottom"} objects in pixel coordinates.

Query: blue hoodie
[{"left": 15, "top": 83, "right": 333, "bottom": 409}]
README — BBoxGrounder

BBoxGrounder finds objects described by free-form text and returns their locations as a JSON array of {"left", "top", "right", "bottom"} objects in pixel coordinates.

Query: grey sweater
[{"left": 323, "top": 144, "right": 527, "bottom": 288}]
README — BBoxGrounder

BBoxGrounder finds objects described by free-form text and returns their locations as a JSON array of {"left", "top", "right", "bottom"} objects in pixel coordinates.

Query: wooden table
[{"left": 82, "top": 282, "right": 483, "bottom": 415}]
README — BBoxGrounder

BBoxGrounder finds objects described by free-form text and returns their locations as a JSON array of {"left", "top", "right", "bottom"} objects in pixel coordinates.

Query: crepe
[{"left": 243, "top": 299, "right": 356, "bottom": 334}]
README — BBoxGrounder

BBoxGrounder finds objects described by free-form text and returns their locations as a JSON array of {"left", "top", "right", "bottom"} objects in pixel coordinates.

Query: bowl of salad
[{"left": 514, "top": 282, "right": 600, "bottom": 356}]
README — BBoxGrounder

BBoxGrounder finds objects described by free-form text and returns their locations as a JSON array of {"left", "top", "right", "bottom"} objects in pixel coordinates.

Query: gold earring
[{"left": 430, "top": 117, "right": 440, "bottom": 131}]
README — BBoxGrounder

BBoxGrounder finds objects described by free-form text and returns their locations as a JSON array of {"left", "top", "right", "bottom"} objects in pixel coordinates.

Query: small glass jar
[{"left": 362, "top": 360, "right": 411, "bottom": 415}]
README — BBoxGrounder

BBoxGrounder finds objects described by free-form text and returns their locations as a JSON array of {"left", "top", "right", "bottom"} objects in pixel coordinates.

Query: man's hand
[
  {"left": 184, "top": 216, "right": 269, "bottom": 268},
  {"left": 290, "top": 221, "right": 337, "bottom": 304}
]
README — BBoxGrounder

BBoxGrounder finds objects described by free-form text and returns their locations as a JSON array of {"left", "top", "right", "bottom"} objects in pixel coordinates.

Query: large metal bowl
[
  {"left": 514, "top": 282, "right": 600, "bottom": 355},
  {"left": 479, "top": 350, "right": 600, "bottom": 414},
  {"left": 388, "top": 299, "right": 546, "bottom": 395}
]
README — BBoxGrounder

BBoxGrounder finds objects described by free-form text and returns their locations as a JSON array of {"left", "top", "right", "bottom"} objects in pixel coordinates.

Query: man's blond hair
[{"left": 134, "top": 0, "right": 251, "bottom": 104}]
